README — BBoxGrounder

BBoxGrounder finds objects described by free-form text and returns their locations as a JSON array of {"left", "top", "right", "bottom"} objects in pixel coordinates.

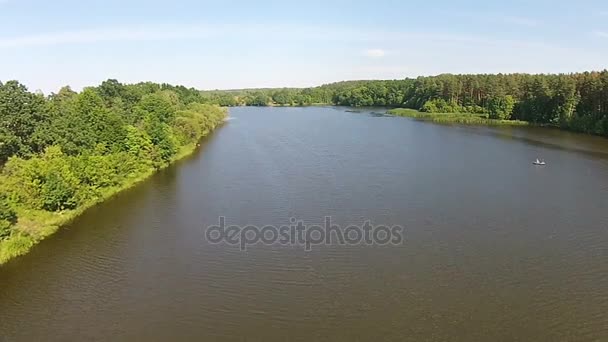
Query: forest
[
  {"left": 0, "top": 80, "right": 226, "bottom": 262},
  {"left": 2, "top": 70, "right": 608, "bottom": 263},
  {"left": 202, "top": 71, "right": 608, "bottom": 135}
]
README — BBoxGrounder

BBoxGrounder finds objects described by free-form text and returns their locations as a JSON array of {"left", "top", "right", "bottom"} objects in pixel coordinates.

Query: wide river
[{"left": 1, "top": 107, "right": 608, "bottom": 341}]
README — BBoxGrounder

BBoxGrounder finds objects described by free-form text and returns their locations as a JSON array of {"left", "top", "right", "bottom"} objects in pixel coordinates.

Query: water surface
[{"left": 1, "top": 106, "right": 608, "bottom": 341}]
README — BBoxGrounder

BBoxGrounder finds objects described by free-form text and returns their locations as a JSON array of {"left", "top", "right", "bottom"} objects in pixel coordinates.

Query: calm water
[{"left": 1, "top": 107, "right": 608, "bottom": 341}]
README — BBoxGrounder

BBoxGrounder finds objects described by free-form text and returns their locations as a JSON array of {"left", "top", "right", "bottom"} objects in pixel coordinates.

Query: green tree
[
  {"left": 137, "top": 93, "right": 177, "bottom": 123},
  {"left": 247, "top": 93, "right": 270, "bottom": 106},
  {"left": 0, "top": 196, "right": 17, "bottom": 239},
  {"left": 488, "top": 95, "right": 515, "bottom": 120},
  {"left": 145, "top": 115, "right": 176, "bottom": 165},
  {"left": 0, "top": 81, "right": 48, "bottom": 162}
]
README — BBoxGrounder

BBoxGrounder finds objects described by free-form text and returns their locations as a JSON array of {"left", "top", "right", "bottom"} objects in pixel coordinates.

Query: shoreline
[
  {"left": 0, "top": 126, "right": 223, "bottom": 266},
  {"left": 387, "top": 108, "right": 530, "bottom": 126}
]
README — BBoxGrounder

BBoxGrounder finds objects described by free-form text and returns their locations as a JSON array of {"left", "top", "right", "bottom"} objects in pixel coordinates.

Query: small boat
[{"left": 533, "top": 158, "right": 546, "bottom": 165}]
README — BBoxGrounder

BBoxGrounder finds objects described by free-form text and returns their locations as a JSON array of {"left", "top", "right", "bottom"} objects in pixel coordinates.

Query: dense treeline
[
  {"left": 0, "top": 79, "right": 225, "bottom": 260},
  {"left": 2, "top": 71, "right": 608, "bottom": 262},
  {"left": 201, "top": 87, "right": 333, "bottom": 107},
  {"left": 203, "top": 71, "right": 608, "bottom": 135}
]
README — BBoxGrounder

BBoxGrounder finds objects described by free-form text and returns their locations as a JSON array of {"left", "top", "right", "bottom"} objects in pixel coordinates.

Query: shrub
[
  {"left": 0, "top": 197, "right": 16, "bottom": 239},
  {"left": 41, "top": 169, "right": 80, "bottom": 211}
]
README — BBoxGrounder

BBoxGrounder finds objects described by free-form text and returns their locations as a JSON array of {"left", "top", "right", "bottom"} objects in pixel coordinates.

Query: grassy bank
[
  {"left": 388, "top": 108, "right": 529, "bottom": 126},
  {"left": 0, "top": 136, "right": 220, "bottom": 265},
  {"left": 0, "top": 79, "right": 230, "bottom": 266}
]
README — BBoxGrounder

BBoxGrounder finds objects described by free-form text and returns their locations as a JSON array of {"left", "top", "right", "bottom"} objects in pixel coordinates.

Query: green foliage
[
  {"left": 0, "top": 197, "right": 16, "bottom": 224},
  {"left": 0, "top": 81, "right": 49, "bottom": 163},
  {"left": 247, "top": 93, "right": 271, "bottom": 106},
  {"left": 0, "top": 220, "right": 12, "bottom": 240},
  {"left": 124, "top": 125, "right": 153, "bottom": 157},
  {"left": 388, "top": 108, "right": 528, "bottom": 126},
  {"left": 2, "top": 146, "right": 80, "bottom": 211},
  {"left": 272, "top": 89, "right": 294, "bottom": 105},
  {"left": 202, "top": 71, "right": 608, "bottom": 135},
  {"left": 145, "top": 116, "right": 176, "bottom": 165},
  {"left": 422, "top": 99, "right": 460, "bottom": 113},
  {"left": 216, "top": 94, "right": 238, "bottom": 107},
  {"left": 2, "top": 71, "right": 608, "bottom": 261},
  {"left": 40, "top": 166, "right": 80, "bottom": 211},
  {"left": 488, "top": 95, "right": 515, "bottom": 120},
  {"left": 137, "top": 93, "right": 177, "bottom": 124},
  {"left": 0, "top": 196, "right": 16, "bottom": 239},
  {"left": 0, "top": 234, "right": 36, "bottom": 263},
  {"left": 173, "top": 104, "right": 225, "bottom": 145},
  {"left": 0, "top": 79, "right": 226, "bottom": 260}
]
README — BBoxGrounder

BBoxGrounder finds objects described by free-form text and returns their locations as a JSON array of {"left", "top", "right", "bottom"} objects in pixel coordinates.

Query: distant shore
[{"left": 387, "top": 108, "right": 530, "bottom": 126}]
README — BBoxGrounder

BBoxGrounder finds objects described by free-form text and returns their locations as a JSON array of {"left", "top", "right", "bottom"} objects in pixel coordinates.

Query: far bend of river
[{"left": 1, "top": 106, "right": 608, "bottom": 341}]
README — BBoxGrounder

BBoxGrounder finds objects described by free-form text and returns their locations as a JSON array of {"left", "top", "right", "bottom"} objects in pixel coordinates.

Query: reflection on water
[{"left": 457, "top": 125, "right": 608, "bottom": 159}]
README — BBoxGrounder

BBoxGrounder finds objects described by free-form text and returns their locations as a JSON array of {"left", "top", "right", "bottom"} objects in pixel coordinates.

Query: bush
[
  {"left": 488, "top": 95, "right": 515, "bottom": 120},
  {"left": 0, "top": 197, "right": 16, "bottom": 223},
  {"left": 422, "top": 99, "right": 460, "bottom": 113},
  {"left": 0, "top": 197, "right": 16, "bottom": 239},
  {"left": 41, "top": 169, "right": 80, "bottom": 211},
  {"left": 0, "top": 79, "right": 228, "bottom": 263},
  {"left": 0, "top": 220, "right": 13, "bottom": 239}
]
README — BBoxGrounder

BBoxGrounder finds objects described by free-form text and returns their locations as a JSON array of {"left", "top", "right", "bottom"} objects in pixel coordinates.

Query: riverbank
[
  {"left": 387, "top": 108, "right": 530, "bottom": 126},
  {"left": 4, "top": 105, "right": 608, "bottom": 341},
  {"left": 0, "top": 124, "right": 224, "bottom": 265}
]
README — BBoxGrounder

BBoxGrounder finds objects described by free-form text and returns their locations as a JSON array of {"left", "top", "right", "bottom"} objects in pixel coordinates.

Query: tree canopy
[
  {"left": 201, "top": 71, "right": 608, "bottom": 135},
  {"left": 0, "top": 79, "right": 226, "bottom": 246}
]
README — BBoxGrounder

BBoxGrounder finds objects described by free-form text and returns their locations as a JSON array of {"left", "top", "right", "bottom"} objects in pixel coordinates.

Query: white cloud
[
  {"left": 593, "top": 31, "right": 608, "bottom": 38},
  {"left": 0, "top": 25, "right": 538, "bottom": 51},
  {"left": 0, "top": 25, "right": 488, "bottom": 49},
  {"left": 0, "top": 26, "right": 216, "bottom": 48},
  {"left": 2, "top": 23, "right": 605, "bottom": 93},
  {"left": 364, "top": 49, "right": 386, "bottom": 57}
]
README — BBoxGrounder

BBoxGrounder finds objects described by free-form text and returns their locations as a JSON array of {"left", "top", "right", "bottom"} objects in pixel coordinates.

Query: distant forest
[
  {"left": 202, "top": 71, "right": 608, "bottom": 135},
  {"left": 1, "top": 71, "right": 608, "bottom": 260},
  {"left": 2, "top": 70, "right": 608, "bottom": 242}
]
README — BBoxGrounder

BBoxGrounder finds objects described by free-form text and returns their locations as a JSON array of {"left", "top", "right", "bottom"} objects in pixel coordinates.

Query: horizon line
[{"left": 5, "top": 68, "right": 608, "bottom": 94}]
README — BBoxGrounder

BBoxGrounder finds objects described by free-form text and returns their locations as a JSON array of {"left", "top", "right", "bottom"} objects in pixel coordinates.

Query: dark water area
[{"left": 1, "top": 106, "right": 608, "bottom": 341}]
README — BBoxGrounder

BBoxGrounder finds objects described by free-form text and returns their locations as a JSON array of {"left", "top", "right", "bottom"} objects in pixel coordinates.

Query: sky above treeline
[{"left": 0, "top": 0, "right": 607, "bottom": 93}]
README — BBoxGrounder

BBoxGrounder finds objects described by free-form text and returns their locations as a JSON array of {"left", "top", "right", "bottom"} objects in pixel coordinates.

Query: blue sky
[{"left": 1, "top": 0, "right": 607, "bottom": 93}]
